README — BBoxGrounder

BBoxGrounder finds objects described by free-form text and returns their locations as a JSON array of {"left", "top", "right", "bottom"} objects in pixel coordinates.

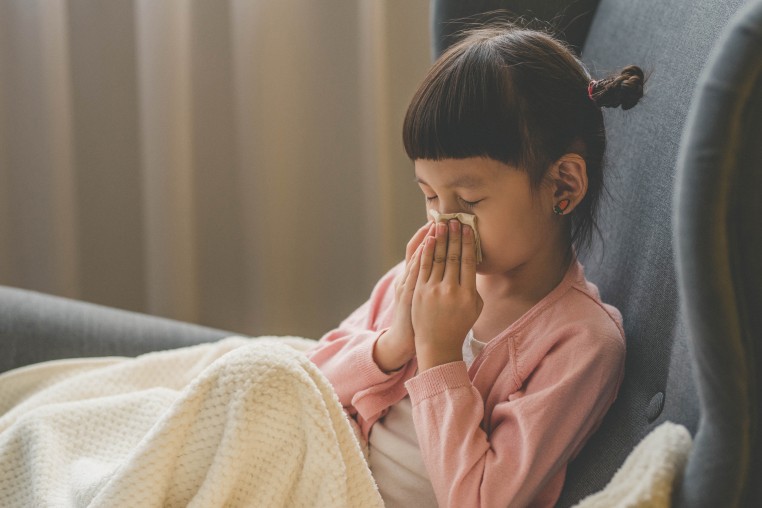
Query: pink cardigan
[{"left": 307, "top": 260, "right": 625, "bottom": 507}]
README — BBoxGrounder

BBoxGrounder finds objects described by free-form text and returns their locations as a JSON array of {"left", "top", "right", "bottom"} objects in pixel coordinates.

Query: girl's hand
[
  {"left": 373, "top": 221, "right": 434, "bottom": 373},
  {"left": 412, "top": 220, "right": 483, "bottom": 372}
]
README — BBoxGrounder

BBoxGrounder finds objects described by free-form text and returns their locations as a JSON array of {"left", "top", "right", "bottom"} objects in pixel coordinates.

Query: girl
[{"left": 308, "top": 22, "right": 644, "bottom": 508}]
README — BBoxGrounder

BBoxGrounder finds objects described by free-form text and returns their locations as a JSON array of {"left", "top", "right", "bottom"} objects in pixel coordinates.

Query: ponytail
[{"left": 588, "top": 66, "right": 646, "bottom": 110}]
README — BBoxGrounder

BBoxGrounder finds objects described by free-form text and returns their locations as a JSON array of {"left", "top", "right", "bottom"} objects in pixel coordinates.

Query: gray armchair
[
  {"left": 2, "top": 0, "right": 760, "bottom": 506},
  {"left": 430, "top": 1, "right": 759, "bottom": 506}
]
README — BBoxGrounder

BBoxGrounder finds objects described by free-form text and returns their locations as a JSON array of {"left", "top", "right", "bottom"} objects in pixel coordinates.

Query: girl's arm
[
  {"left": 306, "top": 261, "right": 418, "bottom": 434},
  {"left": 405, "top": 325, "right": 625, "bottom": 508},
  {"left": 307, "top": 280, "right": 405, "bottom": 403},
  {"left": 307, "top": 222, "right": 435, "bottom": 435}
]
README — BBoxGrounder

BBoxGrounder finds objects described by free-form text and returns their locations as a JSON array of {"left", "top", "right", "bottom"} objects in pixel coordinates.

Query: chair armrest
[{"left": 0, "top": 285, "right": 234, "bottom": 374}]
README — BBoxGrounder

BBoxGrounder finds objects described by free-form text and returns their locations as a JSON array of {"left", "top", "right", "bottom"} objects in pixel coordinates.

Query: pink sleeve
[
  {"left": 307, "top": 261, "right": 417, "bottom": 436},
  {"left": 404, "top": 328, "right": 625, "bottom": 508}
]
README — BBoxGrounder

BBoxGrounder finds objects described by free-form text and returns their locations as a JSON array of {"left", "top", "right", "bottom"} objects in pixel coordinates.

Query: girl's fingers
[
  {"left": 444, "top": 220, "right": 461, "bottom": 285},
  {"left": 406, "top": 221, "right": 434, "bottom": 263},
  {"left": 399, "top": 225, "right": 432, "bottom": 292},
  {"left": 460, "top": 224, "right": 477, "bottom": 289},
  {"left": 430, "top": 221, "right": 448, "bottom": 282},
  {"left": 418, "top": 235, "right": 435, "bottom": 284},
  {"left": 399, "top": 242, "right": 416, "bottom": 282},
  {"left": 405, "top": 242, "right": 423, "bottom": 291}
]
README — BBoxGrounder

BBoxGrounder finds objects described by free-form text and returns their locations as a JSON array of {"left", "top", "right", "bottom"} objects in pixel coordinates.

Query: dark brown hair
[{"left": 402, "top": 22, "right": 645, "bottom": 253}]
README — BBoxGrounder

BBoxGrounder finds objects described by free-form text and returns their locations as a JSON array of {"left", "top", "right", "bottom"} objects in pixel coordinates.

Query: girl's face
[{"left": 414, "top": 157, "right": 563, "bottom": 276}]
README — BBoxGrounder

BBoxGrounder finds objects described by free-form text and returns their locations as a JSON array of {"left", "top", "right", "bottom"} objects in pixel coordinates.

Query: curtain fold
[{"left": 0, "top": 0, "right": 431, "bottom": 338}]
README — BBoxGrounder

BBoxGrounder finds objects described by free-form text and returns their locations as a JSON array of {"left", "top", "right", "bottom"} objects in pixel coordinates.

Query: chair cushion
[{"left": 558, "top": 0, "right": 747, "bottom": 505}]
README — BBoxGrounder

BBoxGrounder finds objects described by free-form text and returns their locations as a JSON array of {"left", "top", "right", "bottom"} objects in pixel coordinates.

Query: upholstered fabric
[
  {"left": 673, "top": 0, "right": 762, "bottom": 504},
  {"left": 0, "top": 286, "right": 230, "bottom": 374},
  {"left": 558, "top": 0, "right": 745, "bottom": 504},
  {"left": 559, "top": 0, "right": 751, "bottom": 505}
]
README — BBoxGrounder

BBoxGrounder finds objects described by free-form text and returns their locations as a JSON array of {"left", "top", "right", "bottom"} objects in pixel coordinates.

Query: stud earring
[{"left": 553, "top": 199, "right": 571, "bottom": 215}]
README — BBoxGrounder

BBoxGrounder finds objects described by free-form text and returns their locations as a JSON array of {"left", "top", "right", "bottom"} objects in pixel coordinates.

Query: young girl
[{"left": 308, "top": 22, "right": 644, "bottom": 508}]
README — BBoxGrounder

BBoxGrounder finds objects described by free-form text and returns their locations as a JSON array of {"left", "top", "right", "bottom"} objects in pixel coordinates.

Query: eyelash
[{"left": 425, "top": 195, "right": 482, "bottom": 209}]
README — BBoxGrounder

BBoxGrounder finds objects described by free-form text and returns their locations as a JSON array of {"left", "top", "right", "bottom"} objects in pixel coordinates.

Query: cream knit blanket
[
  {"left": 0, "top": 337, "right": 383, "bottom": 508},
  {"left": 573, "top": 421, "right": 693, "bottom": 508}
]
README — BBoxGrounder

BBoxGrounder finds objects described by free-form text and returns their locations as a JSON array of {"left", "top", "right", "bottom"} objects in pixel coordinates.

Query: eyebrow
[{"left": 414, "top": 175, "right": 485, "bottom": 189}]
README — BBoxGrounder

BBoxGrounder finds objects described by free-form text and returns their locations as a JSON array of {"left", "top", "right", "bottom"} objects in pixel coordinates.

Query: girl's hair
[{"left": 402, "top": 22, "right": 646, "bottom": 253}]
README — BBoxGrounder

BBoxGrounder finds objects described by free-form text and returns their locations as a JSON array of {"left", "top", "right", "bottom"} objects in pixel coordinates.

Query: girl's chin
[{"left": 475, "top": 259, "right": 507, "bottom": 276}]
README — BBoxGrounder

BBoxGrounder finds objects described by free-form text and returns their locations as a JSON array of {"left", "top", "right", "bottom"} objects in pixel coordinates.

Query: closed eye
[{"left": 459, "top": 197, "right": 483, "bottom": 209}]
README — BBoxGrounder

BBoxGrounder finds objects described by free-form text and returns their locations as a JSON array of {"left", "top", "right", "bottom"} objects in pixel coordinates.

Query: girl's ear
[{"left": 549, "top": 154, "right": 588, "bottom": 215}]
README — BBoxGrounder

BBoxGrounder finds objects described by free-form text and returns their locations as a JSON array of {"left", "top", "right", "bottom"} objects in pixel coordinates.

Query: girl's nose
[
  {"left": 432, "top": 199, "right": 461, "bottom": 215},
  {"left": 439, "top": 204, "right": 465, "bottom": 215}
]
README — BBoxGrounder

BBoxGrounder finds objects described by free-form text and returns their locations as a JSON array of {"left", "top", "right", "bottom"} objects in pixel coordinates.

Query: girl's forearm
[
  {"left": 373, "top": 328, "right": 415, "bottom": 373},
  {"left": 415, "top": 343, "right": 463, "bottom": 372}
]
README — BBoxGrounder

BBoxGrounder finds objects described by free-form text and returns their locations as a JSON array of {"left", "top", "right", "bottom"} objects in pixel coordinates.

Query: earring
[{"left": 553, "top": 199, "right": 571, "bottom": 215}]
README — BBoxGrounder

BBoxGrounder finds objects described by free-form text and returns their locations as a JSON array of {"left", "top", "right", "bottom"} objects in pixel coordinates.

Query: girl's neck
[
  {"left": 477, "top": 243, "right": 574, "bottom": 305},
  {"left": 471, "top": 245, "right": 573, "bottom": 342}
]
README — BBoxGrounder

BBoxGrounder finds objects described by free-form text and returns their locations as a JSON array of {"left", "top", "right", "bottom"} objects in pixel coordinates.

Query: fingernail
[
  {"left": 463, "top": 225, "right": 472, "bottom": 237},
  {"left": 449, "top": 220, "right": 458, "bottom": 232},
  {"left": 437, "top": 222, "right": 446, "bottom": 235}
]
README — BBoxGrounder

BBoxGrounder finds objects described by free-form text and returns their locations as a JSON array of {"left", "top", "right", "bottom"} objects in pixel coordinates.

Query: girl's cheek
[{"left": 478, "top": 223, "right": 506, "bottom": 257}]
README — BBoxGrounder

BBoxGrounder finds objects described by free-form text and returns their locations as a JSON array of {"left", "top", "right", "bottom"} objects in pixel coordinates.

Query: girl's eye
[
  {"left": 424, "top": 194, "right": 482, "bottom": 208},
  {"left": 459, "top": 197, "right": 483, "bottom": 209}
]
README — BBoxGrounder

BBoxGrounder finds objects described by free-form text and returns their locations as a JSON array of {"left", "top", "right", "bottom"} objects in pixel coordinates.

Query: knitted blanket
[
  {"left": 573, "top": 421, "right": 693, "bottom": 508},
  {"left": 0, "top": 337, "right": 383, "bottom": 508}
]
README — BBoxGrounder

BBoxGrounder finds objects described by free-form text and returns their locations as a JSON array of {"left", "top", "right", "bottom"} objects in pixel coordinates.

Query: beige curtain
[{"left": 0, "top": 0, "right": 431, "bottom": 338}]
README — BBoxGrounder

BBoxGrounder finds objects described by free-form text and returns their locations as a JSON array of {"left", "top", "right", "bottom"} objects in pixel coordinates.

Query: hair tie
[{"left": 587, "top": 80, "right": 598, "bottom": 102}]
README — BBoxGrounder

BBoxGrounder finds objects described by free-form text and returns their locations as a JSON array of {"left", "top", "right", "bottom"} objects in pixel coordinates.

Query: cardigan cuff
[{"left": 405, "top": 361, "right": 472, "bottom": 405}]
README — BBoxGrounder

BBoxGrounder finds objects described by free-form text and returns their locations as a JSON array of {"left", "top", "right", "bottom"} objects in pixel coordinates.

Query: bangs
[{"left": 402, "top": 40, "right": 523, "bottom": 164}]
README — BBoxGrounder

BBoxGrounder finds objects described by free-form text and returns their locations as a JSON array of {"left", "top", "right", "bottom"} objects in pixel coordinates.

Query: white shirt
[{"left": 368, "top": 330, "right": 488, "bottom": 507}]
